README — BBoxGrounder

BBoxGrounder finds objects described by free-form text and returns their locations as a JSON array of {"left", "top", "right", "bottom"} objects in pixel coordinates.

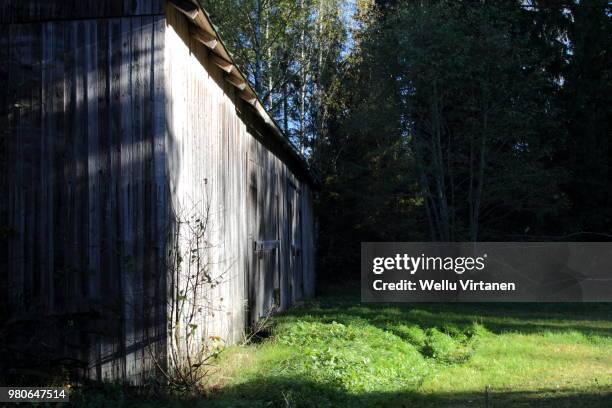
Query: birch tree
[{"left": 201, "top": 0, "right": 347, "bottom": 152}]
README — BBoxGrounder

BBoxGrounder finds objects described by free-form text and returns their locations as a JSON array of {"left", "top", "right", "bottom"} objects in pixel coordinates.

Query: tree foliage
[
  {"left": 200, "top": 0, "right": 348, "bottom": 151},
  {"left": 198, "top": 0, "right": 611, "bottom": 280},
  {"left": 317, "top": 0, "right": 611, "bottom": 279}
]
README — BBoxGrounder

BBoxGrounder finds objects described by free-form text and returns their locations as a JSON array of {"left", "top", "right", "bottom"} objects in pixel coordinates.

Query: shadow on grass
[
  {"left": 72, "top": 379, "right": 612, "bottom": 408},
  {"left": 205, "top": 376, "right": 612, "bottom": 408}
]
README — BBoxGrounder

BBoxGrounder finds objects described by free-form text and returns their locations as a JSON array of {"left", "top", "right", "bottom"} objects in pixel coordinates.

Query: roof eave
[{"left": 168, "top": 0, "right": 319, "bottom": 187}]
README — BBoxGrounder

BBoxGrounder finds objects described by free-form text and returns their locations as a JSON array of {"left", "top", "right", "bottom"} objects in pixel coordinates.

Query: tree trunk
[
  {"left": 254, "top": 0, "right": 263, "bottom": 95},
  {"left": 470, "top": 111, "right": 488, "bottom": 242},
  {"left": 266, "top": 12, "right": 273, "bottom": 109}
]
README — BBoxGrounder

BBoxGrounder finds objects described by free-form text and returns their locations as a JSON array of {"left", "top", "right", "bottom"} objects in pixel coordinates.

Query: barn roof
[{"left": 169, "top": 0, "right": 318, "bottom": 186}]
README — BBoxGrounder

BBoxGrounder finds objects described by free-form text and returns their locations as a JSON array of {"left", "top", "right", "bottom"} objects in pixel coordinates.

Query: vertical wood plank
[
  {"left": 109, "top": 15, "right": 125, "bottom": 381},
  {"left": 41, "top": 21, "right": 55, "bottom": 311},
  {"left": 62, "top": 21, "right": 76, "bottom": 303},
  {"left": 52, "top": 20, "right": 66, "bottom": 312},
  {"left": 0, "top": 23, "right": 10, "bottom": 312},
  {"left": 140, "top": 14, "right": 154, "bottom": 377},
  {"left": 120, "top": 16, "right": 136, "bottom": 382},
  {"left": 133, "top": 14, "right": 146, "bottom": 382},
  {"left": 73, "top": 20, "right": 88, "bottom": 303},
  {"left": 97, "top": 17, "right": 114, "bottom": 380},
  {"left": 84, "top": 18, "right": 102, "bottom": 381},
  {"left": 8, "top": 24, "right": 24, "bottom": 313},
  {"left": 151, "top": 14, "right": 166, "bottom": 370},
  {"left": 86, "top": 19, "right": 100, "bottom": 302}
]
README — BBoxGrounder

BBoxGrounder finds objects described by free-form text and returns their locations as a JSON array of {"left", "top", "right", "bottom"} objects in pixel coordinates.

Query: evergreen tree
[{"left": 198, "top": 0, "right": 611, "bottom": 281}]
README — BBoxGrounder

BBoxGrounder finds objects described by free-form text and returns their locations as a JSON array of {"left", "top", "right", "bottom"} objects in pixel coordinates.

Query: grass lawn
[
  {"left": 74, "top": 287, "right": 612, "bottom": 407},
  {"left": 204, "top": 288, "right": 612, "bottom": 408}
]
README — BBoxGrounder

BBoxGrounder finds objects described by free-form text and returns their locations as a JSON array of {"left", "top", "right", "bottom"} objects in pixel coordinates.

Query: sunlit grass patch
[
  {"left": 273, "top": 320, "right": 430, "bottom": 392},
  {"left": 206, "top": 295, "right": 612, "bottom": 407}
]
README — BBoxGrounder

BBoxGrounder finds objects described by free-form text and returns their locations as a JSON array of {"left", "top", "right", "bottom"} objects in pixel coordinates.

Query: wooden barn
[{"left": 0, "top": 0, "right": 316, "bottom": 384}]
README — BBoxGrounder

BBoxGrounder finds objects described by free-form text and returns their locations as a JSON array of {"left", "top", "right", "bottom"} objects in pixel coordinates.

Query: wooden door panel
[{"left": 247, "top": 158, "right": 279, "bottom": 327}]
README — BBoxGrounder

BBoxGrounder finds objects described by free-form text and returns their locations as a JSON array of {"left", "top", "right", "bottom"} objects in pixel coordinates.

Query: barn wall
[
  {"left": 164, "top": 5, "right": 315, "bottom": 347},
  {"left": 301, "top": 186, "right": 316, "bottom": 299},
  {"left": 0, "top": 1, "right": 316, "bottom": 385},
  {"left": 0, "top": 14, "right": 168, "bottom": 384},
  {"left": 0, "top": 0, "right": 165, "bottom": 24}
]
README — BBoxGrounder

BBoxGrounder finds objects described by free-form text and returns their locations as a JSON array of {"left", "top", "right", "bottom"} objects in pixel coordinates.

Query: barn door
[
  {"left": 247, "top": 160, "right": 279, "bottom": 328},
  {"left": 247, "top": 182, "right": 259, "bottom": 327},
  {"left": 287, "top": 182, "right": 303, "bottom": 300}
]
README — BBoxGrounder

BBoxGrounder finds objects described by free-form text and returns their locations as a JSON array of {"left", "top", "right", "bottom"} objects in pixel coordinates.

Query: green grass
[
  {"left": 204, "top": 288, "right": 612, "bottom": 407},
  {"left": 74, "top": 288, "right": 612, "bottom": 407}
]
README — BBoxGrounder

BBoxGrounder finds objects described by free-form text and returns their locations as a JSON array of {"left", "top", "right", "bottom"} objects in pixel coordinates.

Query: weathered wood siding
[
  {"left": 0, "top": 13, "right": 168, "bottom": 384},
  {"left": 0, "top": 0, "right": 165, "bottom": 24},
  {"left": 0, "top": 0, "right": 315, "bottom": 384},
  {"left": 164, "top": 4, "right": 315, "bottom": 345}
]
